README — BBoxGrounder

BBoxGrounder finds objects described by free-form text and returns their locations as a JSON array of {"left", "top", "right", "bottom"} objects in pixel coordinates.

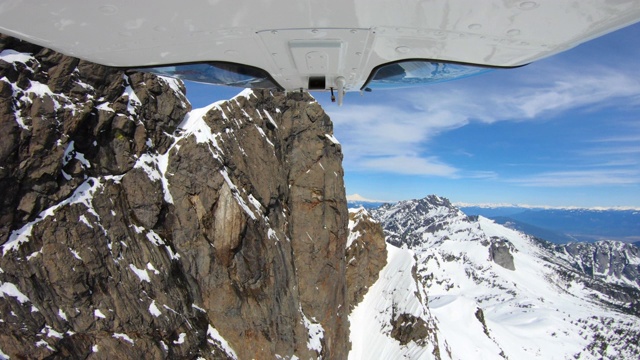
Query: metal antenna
[{"left": 335, "top": 76, "right": 346, "bottom": 106}]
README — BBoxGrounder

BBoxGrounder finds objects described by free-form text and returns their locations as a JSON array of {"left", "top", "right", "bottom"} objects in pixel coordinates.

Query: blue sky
[{"left": 185, "top": 23, "right": 640, "bottom": 208}]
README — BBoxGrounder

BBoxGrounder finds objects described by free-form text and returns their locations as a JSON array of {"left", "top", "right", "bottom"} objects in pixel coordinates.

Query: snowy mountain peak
[
  {"left": 351, "top": 197, "right": 640, "bottom": 359},
  {"left": 371, "top": 195, "right": 469, "bottom": 248}
]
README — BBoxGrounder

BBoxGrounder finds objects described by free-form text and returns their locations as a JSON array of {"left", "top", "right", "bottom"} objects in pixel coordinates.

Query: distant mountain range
[
  {"left": 460, "top": 206, "right": 640, "bottom": 244},
  {"left": 345, "top": 194, "right": 387, "bottom": 210},
  {"left": 348, "top": 199, "right": 640, "bottom": 245},
  {"left": 346, "top": 200, "right": 387, "bottom": 209}
]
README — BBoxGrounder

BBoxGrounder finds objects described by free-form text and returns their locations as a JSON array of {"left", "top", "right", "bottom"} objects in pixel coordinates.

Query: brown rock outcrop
[{"left": 345, "top": 208, "right": 388, "bottom": 309}]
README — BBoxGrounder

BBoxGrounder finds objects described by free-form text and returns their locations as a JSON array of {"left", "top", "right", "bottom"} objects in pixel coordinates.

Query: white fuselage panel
[{"left": 1, "top": 1, "right": 639, "bottom": 91}]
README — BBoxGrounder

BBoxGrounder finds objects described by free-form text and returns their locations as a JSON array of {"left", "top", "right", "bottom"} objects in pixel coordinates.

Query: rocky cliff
[
  {"left": 347, "top": 208, "right": 444, "bottom": 360},
  {"left": 554, "top": 240, "right": 640, "bottom": 288},
  {"left": 345, "top": 208, "right": 387, "bottom": 310},
  {"left": 0, "top": 34, "right": 350, "bottom": 359}
]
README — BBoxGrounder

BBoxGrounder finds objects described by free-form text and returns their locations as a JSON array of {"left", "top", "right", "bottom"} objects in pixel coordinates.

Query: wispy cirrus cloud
[
  {"left": 570, "top": 132, "right": 640, "bottom": 169},
  {"left": 327, "top": 62, "right": 640, "bottom": 178},
  {"left": 491, "top": 68, "right": 640, "bottom": 119},
  {"left": 404, "top": 65, "right": 640, "bottom": 123},
  {"left": 508, "top": 124, "right": 640, "bottom": 187},
  {"left": 508, "top": 169, "right": 640, "bottom": 187},
  {"left": 327, "top": 103, "right": 469, "bottom": 176},
  {"left": 360, "top": 155, "right": 458, "bottom": 177},
  {"left": 589, "top": 134, "right": 640, "bottom": 143},
  {"left": 579, "top": 146, "right": 640, "bottom": 156}
]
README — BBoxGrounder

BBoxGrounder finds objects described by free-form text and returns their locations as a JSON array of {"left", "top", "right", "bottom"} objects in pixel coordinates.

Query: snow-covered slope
[
  {"left": 349, "top": 197, "right": 640, "bottom": 360},
  {"left": 349, "top": 244, "right": 443, "bottom": 360}
]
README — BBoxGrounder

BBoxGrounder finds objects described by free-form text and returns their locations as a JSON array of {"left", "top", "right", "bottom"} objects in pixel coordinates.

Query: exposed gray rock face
[
  {"left": 558, "top": 241, "right": 640, "bottom": 287},
  {"left": 0, "top": 35, "right": 349, "bottom": 359},
  {"left": 489, "top": 238, "right": 516, "bottom": 271},
  {"left": 345, "top": 208, "right": 387, "bottom": 309},
  {"left": 541, "top": 239, "right": 640, "bottom": 309}
]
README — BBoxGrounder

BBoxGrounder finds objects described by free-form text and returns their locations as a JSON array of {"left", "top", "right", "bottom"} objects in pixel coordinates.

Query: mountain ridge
[
  {"left": 348, "top": 200, "right": 640, "bottom": 244},
  {"left": 460, "top": 206, "right": 640, "bottom": 244},
  {"left": 355, "top": 195, "right": 640, "bottom": 359},
  {"left": 455, "top": 203, "right": 640, "bottom": 211}
]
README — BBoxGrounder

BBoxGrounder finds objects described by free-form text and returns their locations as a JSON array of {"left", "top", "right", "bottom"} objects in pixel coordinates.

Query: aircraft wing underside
[{"left": 2, "top": 0, "right": 640, "bottom": 98}]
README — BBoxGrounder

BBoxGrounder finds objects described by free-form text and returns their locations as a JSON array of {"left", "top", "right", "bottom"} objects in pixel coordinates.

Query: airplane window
[
  {"left": 134, "top": 62, "right": 282, "bottom": 90},
  {"left": 363, "top": 60, "right": 492, "bottom": 90}
]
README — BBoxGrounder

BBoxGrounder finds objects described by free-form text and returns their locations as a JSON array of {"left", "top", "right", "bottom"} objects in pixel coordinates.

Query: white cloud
[
  {"left": 492, "top": 68, "right": 640, "bottom": 119},
  {"left": 508, "top": 169, "right": 640, "bottom": 187},
  {"left": 360, "top": 155, "right": 458, "bottom": 177},
  {"left": 328, "top": 103, "right": 467, "bottom": 175},
  {"left": 590, "top": 135, "right": 640, "bottom": 143},
  {"left": 327, "top": 62, "right": 640, "bottom": 178},
  {"left": 405, "top": 65, "right": 640, "bottom": 123},
  {"left": 580, "top": 146, "right": 640, "bottom": 156},
  {"left": 346, "top": 194, "right": 389, "bottom": 202},
  {"left": 464, "top": 171, "right": 499, "bottom": 180}
]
